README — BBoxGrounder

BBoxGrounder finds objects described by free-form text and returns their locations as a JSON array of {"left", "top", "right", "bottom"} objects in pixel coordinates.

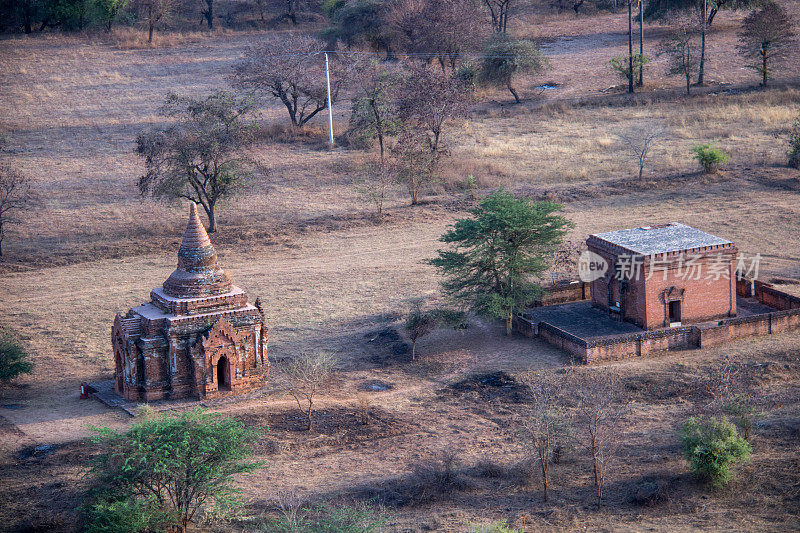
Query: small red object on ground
[{"left": 80, "top": 383, "right": 90, "bottom": 400}]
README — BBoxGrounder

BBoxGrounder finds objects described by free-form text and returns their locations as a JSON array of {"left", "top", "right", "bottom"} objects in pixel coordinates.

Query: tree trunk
[
  {"left": 762, "top": 49, "right": 767, "bottom": 87},
  {"left": 411, "top": 340, "right": 416, "bottom": 361},
  {"left": 698, "top": 0, "right": 706, "bottom": 85},
  {"left": 637, "top": 1, "right": 643, "bottom": 87},
  {"left": 208, "top": 203, "right": 217, "bottom": 233},
  {"left": 204, "top": 0, "right": 213, "bottom": 29},
  {"left": 686, "top": 70, "right": 691, "bottom": 95},
  {"left": 148, "top": 22, "right": 154, "bottom": 43},
  {"left": 540, "top": 454, "right": 549, "bottom": 502},
  {"left": 306, "top": 401, "right": 313, "bottom": 431},
  {"left": 507, "top": 81, "right": 520, "bottom": 103},
  {"left": 506, "top": 314, "right": 513, "bottom": 336},
  {"left": 627, "top": 0, "right": 634, "bottom": 94}
]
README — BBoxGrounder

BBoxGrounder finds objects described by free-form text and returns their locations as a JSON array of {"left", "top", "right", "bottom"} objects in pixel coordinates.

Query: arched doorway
[{"left": 217, "top": 356, "right": 231, "bottom": 391}]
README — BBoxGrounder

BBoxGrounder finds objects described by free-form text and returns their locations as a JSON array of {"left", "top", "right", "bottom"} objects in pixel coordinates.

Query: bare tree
[
  {"left": 404, "top": 300, "right": 438, "bottom": 361},
  {"left": 353, "top": 157, "right": 395, "bottom": 221},
  {"left": 232, "top": 34, "right": 346, "bottom": 127},
  {"left": 136, "top": 91, "right": 256, "bottom": 233},
  {"left": 134, "top": 0, "right": 175, "bottom": 42},
  {"left": 519, "top": 371, "right": 572, "bottom": 502},
  {"left": 280, "top": 352, "right": 336, "bottom": 431},
  {"left": 483, "top": 0, "right": 512, "bottom": 32},
  {"left": 571, "top": 369, "right": 629, "bottom": 508},
  {"left": 392, "top": 129, "right": 439, "bottom": 205},
  {"left": 659, "top": 14, "right": 701, "bottom": 95},
  {"left": 348, "top": 58, "right": 401, "bottom": 163},
  {"left": 616, "top": 125, "right": 665, "bottom": 180},
  {"left": 0, "top": 165, "right": 37, "bottom": 259},
  {"left": 396, "top": 63, "right": 472, "bottom": 155},
  {"left": 738, "top": 2, "right": 796, "bottom": 87},
  {"left": 549, "top": 240, "right": 582, "bottom": 284},
  {"left": 388, "top": 0, "right": 486, "bottom": 72}
]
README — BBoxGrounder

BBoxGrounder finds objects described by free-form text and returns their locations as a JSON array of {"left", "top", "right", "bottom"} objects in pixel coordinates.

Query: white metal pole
[{"left": 324, "top": 52, "right": 334, "bottom": 146}]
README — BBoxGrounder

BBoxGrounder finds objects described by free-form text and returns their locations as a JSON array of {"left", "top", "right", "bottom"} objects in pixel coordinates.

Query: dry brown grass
[{"left": 1, "top": 10, "right": 800, "bottom": 532}]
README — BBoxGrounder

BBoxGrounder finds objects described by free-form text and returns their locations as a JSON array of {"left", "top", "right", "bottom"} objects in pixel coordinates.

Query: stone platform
[{"left": 90, "top": 379, "right": 270, "bottom": 417}]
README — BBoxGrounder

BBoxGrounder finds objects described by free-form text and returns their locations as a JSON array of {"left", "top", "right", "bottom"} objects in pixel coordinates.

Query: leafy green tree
[
  {"left": 681, "top": 415, "right": 751, "bottom": 487},
  {"left": 87, "top": 409, "right": 261, "bottom": 533},
  {"left": 479, "top": 34, "right": 550, "bottom": 103},
  {"left": 646, "top": 0, "right": 768, "bottom": 85},
  {"left": 93, "top": 0, "right": 127, "bottom": 30},
  {"left": 609, "top": 54, "right": 650, "bottom": 91},
  {"left": 0, "top": 328, "right": 33, "bottom": 386},
  {"left": 737, "top": 2, "right": 796, "bottom": 87},
  {"left": 327, "top": 0, "right": 394, "bottom": 58},
  {"left": 136, "top": 91, "right": 257, "bottom": 233},
  {"left": 429, "top": 190, "right": 572, "bottom": 336}
]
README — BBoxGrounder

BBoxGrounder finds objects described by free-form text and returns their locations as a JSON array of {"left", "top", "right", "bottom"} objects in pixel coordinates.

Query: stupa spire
[{"left": 162, "top": 203, "right": 232, "bottom": 298}]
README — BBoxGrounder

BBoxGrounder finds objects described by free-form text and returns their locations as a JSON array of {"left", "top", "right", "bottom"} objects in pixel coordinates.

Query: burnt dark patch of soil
[
  {"left": 363, "top": 327, "right": 411, "bottom": 366},
  {"left": 446, "top": 371, "right": 530, "bottom": 403},
  {"left": 238, "top": 406, "right": 408, "bottom": 449}
]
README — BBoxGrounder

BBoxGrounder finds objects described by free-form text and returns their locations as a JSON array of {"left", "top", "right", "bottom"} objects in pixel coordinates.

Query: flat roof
[{"left": 590, "top": 223, "right": 732, "bottom": 255}]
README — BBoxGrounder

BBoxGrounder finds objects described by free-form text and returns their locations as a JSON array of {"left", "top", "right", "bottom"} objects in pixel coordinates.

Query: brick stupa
[{"left": 112, "top": 204, "right": 269, "bottom": 401}]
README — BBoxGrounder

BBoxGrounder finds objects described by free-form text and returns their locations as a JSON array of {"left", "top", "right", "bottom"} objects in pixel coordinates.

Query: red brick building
[
  {"left": 587, "top": 223, "right": 738, "bottom": 330},
  {"left": 112, "top": 204, "right": 269, "bottom": 401}
]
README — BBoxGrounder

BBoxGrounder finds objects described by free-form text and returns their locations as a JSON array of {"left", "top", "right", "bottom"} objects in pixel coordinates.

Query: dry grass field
[{"left": 1, "top": 6, "right": 800, "bottom": 532}]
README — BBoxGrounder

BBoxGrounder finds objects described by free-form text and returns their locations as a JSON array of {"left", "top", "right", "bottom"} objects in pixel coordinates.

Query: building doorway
[
  {"left": 217, "top": 356, "right": 231, "bottom": 391},
  {"left": 668, "top": 300, "right": 682, "bottom": 324}
]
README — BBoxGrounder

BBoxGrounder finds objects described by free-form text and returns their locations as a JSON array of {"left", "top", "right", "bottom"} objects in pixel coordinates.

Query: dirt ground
[{"left": 1, "top": 5, "right": 800, "bottom": 532}]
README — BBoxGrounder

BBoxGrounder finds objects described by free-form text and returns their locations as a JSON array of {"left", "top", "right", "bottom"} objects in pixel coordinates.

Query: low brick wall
[
  {"left": 538, "top": 322, "right": 588, "bottom": 362},
  {"left": 755, "top": 280, "right": 800, "bottom": 310},
  {"left": 531, "top": 281, "right": 591, "bottom": 307},
  {"left": 698, "top": 307, "right": 800, "bottom": 348},
  {"left": 584, "top": 326, "right": 696, "bottom": 363}
]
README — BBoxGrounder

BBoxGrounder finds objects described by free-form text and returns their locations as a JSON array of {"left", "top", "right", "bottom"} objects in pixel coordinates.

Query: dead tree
[
  {"left": 616, "top": 124, "right": 666, "bottom": 180},
  {"left": 519, "top": 371, "right": 571, "bottom": 502},
  {"left": 571, "top": 369, "right": 629, "bottom": 508},
  {"left": 280, "top": 352, "right": 336, "bottom": 431},
  {"left": 232, "top": 34, "right": 347, "bottom": 127},
  {"left": 0, "top": 165, "right": 37, "bottom": 259}
]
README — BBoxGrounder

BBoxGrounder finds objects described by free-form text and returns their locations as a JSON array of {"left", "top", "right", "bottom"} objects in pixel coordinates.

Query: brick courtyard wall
[
  {"left": 538, "top": 323, "right": 589, "bottom": 362},
  {"left": 585, "top": 326, "right": 696, "bottom": 363},
  {"left": 755, "top": 281, "right": 800, "bottom": 310},
  {"left": 530, "top": 282, "right": 591, "bottom": 307},
  {"left": 514, "top": 316, "right": 538, "bottom": 338},
  {"left": 698, "top": 308, "right": 800, "bottom": 348}
]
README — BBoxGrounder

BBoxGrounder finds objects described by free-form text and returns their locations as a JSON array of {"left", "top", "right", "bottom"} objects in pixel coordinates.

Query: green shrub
[
  {"left": 681, "top": 416, "right": 751, "bottom": 487},
  {"left": 788, "top": 115, "right": 800, "bottom": 169},
  {"left": 83, "top": 494, "right": 174, "bottom": 533},
  {"left": 692, "top": 144, "right": 730, "bottom": 174},
  {"left": 0, "top": 328, "right": 33, "bottom": 385},
  {"left": 87, "top": 409, "right": 262, "bottom": 532}
]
